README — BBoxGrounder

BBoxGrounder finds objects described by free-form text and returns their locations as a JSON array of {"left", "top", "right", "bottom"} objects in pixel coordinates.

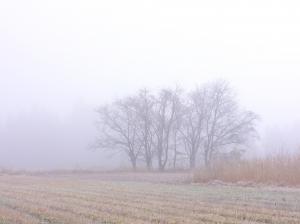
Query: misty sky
[{"left": 1, "top": 0, "right": 300, "bottom": 169}]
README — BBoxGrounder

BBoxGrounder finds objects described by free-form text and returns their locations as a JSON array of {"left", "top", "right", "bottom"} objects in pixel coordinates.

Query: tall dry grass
[{"left": 194, "top": 153, "right": 300, "bottom": 186}]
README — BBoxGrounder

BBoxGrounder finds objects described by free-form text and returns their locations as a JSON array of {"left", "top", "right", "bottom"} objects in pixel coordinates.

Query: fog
[{"left": 1, "top": 0, "right": 300, "bottom": 170}]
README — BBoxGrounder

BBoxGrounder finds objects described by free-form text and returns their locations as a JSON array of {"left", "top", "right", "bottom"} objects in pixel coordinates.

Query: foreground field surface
[{"left": 0, "top": 173, "right": 300, "bottom": 224}]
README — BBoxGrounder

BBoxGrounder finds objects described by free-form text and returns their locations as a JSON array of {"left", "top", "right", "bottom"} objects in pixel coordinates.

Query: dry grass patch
[{"left": 194, "top": 154, "right": 300, "bottom": 186}]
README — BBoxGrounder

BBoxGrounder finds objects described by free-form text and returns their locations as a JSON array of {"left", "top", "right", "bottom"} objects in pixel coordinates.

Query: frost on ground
[{"left": 0, "top": 173, "right": 299, "bottom": 224}]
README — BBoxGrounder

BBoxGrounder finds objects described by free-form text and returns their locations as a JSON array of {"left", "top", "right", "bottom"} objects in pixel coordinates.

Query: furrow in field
[
  {"left": 1, "top": 183, "right": 300, "bottom": 224},
  {"left": 1, "top": 176, "right": 300, "bottom": 224},
  {"left": 5, "top": 182, "right": 299, "bottom": 222},
  {"left": 0, "top": 204, "right": 41, "bottom": 224}
]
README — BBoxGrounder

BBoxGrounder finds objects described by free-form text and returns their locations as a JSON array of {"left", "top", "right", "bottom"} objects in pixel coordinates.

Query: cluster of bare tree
[{"left": 95, "top": 80, "right": 258, "bottom": 171}]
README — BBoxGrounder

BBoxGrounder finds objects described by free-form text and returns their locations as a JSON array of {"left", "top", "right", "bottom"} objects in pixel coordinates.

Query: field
[{"left": 0, "top": 173, "right": 300, "bottom": 224}]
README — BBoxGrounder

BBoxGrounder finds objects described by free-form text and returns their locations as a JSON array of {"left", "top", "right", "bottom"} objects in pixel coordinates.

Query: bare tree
[
  {"left": 134, "top": 89, "right": 156, "bottom": 170},
  {"left": 94, "top": 80, "right": 258, "bottom": 171},
  {"left": 171, "top": 113, "right": 182, "bottom": 169},
  {"left": 202, "top": 80, "right": 258, "bottom": 168},
  {"left": 180, "top": 87, "right": 207, "bottom": 169},
  {"left": 95, "top": 97, "right": 142, "bottom": 170},
  {"left": 171, "top": 89, "right": 184, "bottom": 169},
  {"left": 153, "top": 88, "right": 182, "bottom": 171}
]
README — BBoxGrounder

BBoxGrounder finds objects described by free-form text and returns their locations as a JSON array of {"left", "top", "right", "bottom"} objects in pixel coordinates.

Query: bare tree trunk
[
  {"left": 189, "top": 152, "right": 196, "bottom": 169},
  {"left": 204, "top": 147, "right": 212, "bottom": 169},
  {"left": 173, "top": 149, "right": 177, "bottom": 169},
  {"left": 130, "top": 156, "right": 137, "bottom": 171},
  {"left": 158, "top": 146, "right": 166, "bottom": 171},
  {"left": 158, "top": 151, "right": 165, "bottom": 171},
  {"left": 146, "top": 157, "right": 152, "bottom": 171},
  {"left": 158, "top": 165, "right": 165, "bottom": 172}
]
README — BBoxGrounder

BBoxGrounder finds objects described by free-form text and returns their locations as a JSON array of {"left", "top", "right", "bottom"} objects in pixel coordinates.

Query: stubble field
[{"left": 0, "top": 172, "right": 300, "bottom": 224}]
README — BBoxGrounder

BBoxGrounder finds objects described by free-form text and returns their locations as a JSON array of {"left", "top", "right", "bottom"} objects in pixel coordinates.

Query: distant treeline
[{"left": 95, "top": 80, "right": 258, "bottom": 171}]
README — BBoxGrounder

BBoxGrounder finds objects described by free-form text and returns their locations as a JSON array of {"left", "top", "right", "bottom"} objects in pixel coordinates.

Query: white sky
[{"left": 0, "top": 0, "right": 300, "bottom": 168}]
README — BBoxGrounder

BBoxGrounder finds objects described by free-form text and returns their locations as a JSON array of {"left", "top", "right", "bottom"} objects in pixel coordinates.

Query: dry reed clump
[{"left": 194, "top": 153, "right": 300, "bottom": 186}]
